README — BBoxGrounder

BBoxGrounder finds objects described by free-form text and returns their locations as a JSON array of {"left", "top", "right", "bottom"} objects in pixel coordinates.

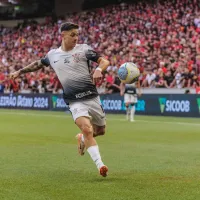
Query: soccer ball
[{"left": 118, "top": 62, "right": 140, "bottom": 84}]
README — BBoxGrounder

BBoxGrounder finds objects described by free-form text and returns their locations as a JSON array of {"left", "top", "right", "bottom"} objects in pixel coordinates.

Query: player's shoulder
[
  {"left": 75, "top": 44, "right": 92, "bottom": 51},
  {"left": 76, "top": 44, "right": 90, "bottom": 48},
  {"left": 47, "top": 48, "right": 58, "bottom": 56}
]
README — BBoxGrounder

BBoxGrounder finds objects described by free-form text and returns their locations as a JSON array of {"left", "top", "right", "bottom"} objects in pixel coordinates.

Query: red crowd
[{"left": 0, "top": 0, "right": 200, "bottom": 94}]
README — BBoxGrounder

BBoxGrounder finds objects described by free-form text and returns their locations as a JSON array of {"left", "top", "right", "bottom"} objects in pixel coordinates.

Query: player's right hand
[{"left": 9, "top": 71, "right": 20, "bottom": 80}]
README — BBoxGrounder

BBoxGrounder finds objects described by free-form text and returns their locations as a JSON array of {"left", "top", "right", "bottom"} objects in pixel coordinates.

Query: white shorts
[
  {"left": 124, "top": 93, "right": 138, "bottom": 104},
  {"left": 69, "top": 96, "right": 106, "bottom": 126}
]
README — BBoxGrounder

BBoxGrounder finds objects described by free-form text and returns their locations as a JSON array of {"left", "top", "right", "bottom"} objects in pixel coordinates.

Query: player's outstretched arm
[
  {"left": 85, "top": 48, "right": 109, "bottom": 84},
  {"left": 93, "top": 57, "right": 110, "bottom": 84},
  {"left": 10, "top": 60, "right": 45, "bottom": 79},
  {"left": 96, "top": 57, "right": 110, "bottom": 72},
  {"left": 120, "top": 82, "right": 125, "bottom": 96}
]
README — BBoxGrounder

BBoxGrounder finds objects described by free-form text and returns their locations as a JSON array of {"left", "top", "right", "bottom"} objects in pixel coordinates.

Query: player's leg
[
  {"left": 130, "top": 95, "right": 137, "bottom": 122},
  {"left": 75, "top": 117, "right": 96, "bottom": 148},
  {"left": 69, "top": 101, "right": 90, "bottom": 156},
  {"left": 76, "top": 132, "right": 85, "bottom": 155},
  {"left": 69, "top": 100, "right": 108, "bottom": 176},
  {"left": 124, "top": 94, "right": 131, "bottom": 120},
  {"left": 130, "top": 103, "right": 135, "bottom": 122},
  {"left": 75, "top": 116, "right": 108, "bottom": 177},
  {"left": 85, "top": 96, "right": 108, "bottom": 176},
  {"left": 84, "top": 96, "right": 106, "bottom": 138},
  {"left": 76, "top": 124, "right": 105, "bottom": 155},
  {"left": 78, "top": 108, "right": 106, "bottom": 153},
  {"left": 76, "top": 124, "right": 105, "bottom": 156},
  {"left": 93, "top": 125, "right": 105, "bottom": 137},
  {"left": 126, "top": 103, "right": 130, "bottom": 120}
]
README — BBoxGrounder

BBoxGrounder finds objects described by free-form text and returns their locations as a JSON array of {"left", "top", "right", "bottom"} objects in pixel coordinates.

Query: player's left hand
[{"left": 93, "top": 69, "right": 103, "bottom": 84}]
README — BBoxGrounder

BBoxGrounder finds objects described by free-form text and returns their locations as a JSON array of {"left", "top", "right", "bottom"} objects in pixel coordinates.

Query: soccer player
[
  {"left": 9, "top": 22, "right": 110, "bottom": 177},
  {"left": 120, "top": 80, "right": 141, "bottom": 122}
]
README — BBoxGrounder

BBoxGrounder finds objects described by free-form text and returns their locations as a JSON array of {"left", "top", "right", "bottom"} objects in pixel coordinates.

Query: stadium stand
[{"left": 0, "top": 0, "right": 200, "bottom": 94}]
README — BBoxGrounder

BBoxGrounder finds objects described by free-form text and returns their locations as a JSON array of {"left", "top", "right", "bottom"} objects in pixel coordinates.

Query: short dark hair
[{"left": 60, "top": 22, "right": 79, "bottom": 32}]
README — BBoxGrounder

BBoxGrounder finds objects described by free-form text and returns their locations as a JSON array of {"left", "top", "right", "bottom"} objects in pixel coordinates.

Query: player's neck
[{"left": 61, "top": 42, "right": 74, "bottom": 52}]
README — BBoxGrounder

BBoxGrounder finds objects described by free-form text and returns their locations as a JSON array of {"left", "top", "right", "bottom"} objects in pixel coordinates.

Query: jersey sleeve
[
  {"left": 85, "top": 45, "right": 101, "bottom": 63},
  {"left": 41, "top": 55, "right": 50, "bottom": 67}
]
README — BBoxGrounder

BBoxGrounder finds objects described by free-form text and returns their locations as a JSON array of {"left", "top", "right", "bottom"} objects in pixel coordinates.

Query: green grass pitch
[{"left": 0, "top": 109, "right": 200, "bottom": 200}]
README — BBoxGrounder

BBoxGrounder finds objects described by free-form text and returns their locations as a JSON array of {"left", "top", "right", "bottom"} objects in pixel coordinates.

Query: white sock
[
  {"left": 87, "top": 145, "right": 104, "bottom": 169},
  {"left": 130, "top": 105, "right": 135, "bottom": 121},
  {"left": 81, "top": 134, "right": 85, "bottom": 142},
  {"left": 126, "top": 107, "right": 130, "bottom": 120}
]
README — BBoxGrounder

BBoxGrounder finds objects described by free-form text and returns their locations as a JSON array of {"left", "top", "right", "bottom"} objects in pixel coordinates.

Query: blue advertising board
[{"left": 0, "top": 93, "right": 199, "bottom": 117}]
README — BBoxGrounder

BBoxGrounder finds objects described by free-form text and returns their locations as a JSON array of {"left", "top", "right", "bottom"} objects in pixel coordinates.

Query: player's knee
[{"left": 81, "top": 124, "right": 93, "bottom": 138}]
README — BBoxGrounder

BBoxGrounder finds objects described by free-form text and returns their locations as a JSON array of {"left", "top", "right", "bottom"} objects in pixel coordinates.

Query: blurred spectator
[
  {"left": 97, "top": 81, "right": 106, "bottom": 94},
  {"left": 164, "top": 71, "right": 174, "bottom": 88},
  {"left": 185, "top": 89, "right": 191, "bottom": 94},
  {"left": 0, "top": 81, "right": 5, "bottom": 93},
  {"left": 142, "top": 69, "right": 156, "bottom": 88},
  {"left": 105, "top": 75, "right": 121, "bottom": 94}
]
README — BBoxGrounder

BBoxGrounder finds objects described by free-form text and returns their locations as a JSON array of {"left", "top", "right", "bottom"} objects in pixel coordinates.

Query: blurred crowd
[{"left": 0, "top": 0, "right": 200, "bottom": 94}]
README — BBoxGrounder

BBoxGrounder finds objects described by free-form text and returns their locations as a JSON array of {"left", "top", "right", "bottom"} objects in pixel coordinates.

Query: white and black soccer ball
[{"left": 118, "top": 62, "right": 140, "bottom": 84}]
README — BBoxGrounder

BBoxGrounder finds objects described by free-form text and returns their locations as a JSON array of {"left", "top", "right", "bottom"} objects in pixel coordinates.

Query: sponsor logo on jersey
[{"left": 75, "top": 90, "right": 92, "bottom": 99}]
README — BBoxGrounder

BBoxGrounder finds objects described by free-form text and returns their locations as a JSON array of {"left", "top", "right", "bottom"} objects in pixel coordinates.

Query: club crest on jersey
[{"left": 72, "top": 53, "right": 81, "bottom": 63}]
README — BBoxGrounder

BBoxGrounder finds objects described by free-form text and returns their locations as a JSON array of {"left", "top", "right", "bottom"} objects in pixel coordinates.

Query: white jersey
[
  {"left": 41, "top": 44, "right": 100, "bottom": 103},
  {"left": 125, "top": 82, "right": 137, "bottom": 95}
]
